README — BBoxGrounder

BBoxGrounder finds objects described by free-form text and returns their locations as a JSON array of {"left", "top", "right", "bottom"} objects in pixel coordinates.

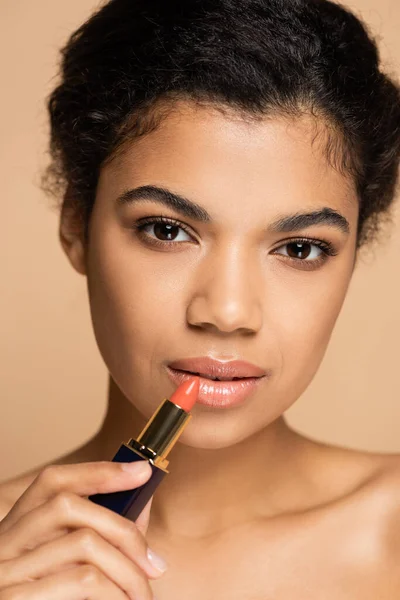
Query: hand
[{"left": 0, "top": 461, "right": 167, "bottom": 599}]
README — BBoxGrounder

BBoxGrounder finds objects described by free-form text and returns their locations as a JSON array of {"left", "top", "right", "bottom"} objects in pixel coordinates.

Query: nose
[{"left": 186, "top": 245, "right": 263, "bottom": 335}]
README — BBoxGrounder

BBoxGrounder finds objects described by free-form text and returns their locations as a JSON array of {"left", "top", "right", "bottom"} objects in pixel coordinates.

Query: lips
[
  {"left": 166, "top": 367, "right": 266, "bottom": 408},
  {"left": 167, "top": 357, "right": 266, "bottom": 381}
]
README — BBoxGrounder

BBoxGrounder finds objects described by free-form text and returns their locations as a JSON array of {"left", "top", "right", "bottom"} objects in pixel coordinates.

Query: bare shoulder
[
  {"left": 313, "top": 446, "right": 400, "bottom": 596},
  {"left": 369, "top": 451, "right": 400, "bottom": 534},
  {"left": 361, "top": 450, "right": 400, "bottom": 503},
  {"left": 343, "top": 450, "right": 400, "bottom": 591},
  {"left": 309, "top": 441, "right": 400, "bottom": 535},
  {"left": 333, "top": 446, "right": 400, "bottom": 511},
  {"left": 373, "top": 451, "right": 400, "bottom": 481},
  {"left": 364, "top": 452, "right": 400, "bottom": 591}
]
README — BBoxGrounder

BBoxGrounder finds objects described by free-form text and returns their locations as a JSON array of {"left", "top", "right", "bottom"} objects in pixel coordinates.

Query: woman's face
[{"left": 68, "top": 101, "right": 359, "bottom": 449}]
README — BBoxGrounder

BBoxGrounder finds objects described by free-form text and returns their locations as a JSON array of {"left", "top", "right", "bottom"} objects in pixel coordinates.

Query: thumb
[{"left": 135, "top": 494, "right": 154, "bottom": 537}]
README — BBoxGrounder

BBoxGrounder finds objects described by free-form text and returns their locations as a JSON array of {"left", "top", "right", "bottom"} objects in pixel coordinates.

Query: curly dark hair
[{"left": 44, "top": 0, "right": 400, "bottom": 250}]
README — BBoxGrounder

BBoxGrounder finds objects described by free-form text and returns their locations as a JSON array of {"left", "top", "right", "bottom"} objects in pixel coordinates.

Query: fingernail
[
  {"left": 121, "top": 461, "right": 151, "bottom": 475},
  {"left": 147, "top": 548, "right": 168, "bottom": 573}
]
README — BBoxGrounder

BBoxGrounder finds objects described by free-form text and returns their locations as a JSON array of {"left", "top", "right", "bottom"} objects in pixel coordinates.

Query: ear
[{"left": 59, "top": 190, "right": 88, "bottom": 276}]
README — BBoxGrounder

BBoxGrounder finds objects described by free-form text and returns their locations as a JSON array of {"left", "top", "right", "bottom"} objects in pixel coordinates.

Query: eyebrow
[{"left": 116, "top": 184, "right": 350, "bottom": 235}]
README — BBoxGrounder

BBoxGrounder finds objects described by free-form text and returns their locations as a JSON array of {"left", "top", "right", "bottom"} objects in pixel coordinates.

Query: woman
[{"left": 1, "top": 0, "right": 400, "bottom": 597}]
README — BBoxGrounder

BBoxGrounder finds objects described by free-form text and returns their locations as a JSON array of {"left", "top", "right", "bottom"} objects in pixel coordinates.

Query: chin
[{"left": 173, "top": 417, "right": 258, "bottom": 450}]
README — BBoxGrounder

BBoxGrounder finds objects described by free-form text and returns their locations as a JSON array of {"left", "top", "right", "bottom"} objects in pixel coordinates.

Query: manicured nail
[
  {"left": 121, "top": 461, "right": 151, "bottom": 475},
  {"left": 147, "top": 547, "right": 168, "bottom": 572}
]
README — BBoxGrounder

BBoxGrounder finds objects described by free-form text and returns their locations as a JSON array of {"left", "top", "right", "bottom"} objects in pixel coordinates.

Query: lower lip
[{"left": 166, "top": 367, "right": 264, "bottom": 409}]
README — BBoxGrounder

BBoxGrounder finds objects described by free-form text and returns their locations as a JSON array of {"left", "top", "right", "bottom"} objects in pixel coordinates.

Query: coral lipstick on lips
[
  {"left": 167, "top": 357, "right": 266, "bottom": 409},
  {"left": 89, "top": 377, "right": 199, "bottom": 522}
]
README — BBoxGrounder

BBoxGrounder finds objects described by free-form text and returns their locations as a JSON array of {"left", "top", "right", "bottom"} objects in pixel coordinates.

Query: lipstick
[
  {"left": 166, "top": 357, "right": 267, "bottom": 408},
  {"left": 89, "top": 377, "right": 199, "bottom": 522}
]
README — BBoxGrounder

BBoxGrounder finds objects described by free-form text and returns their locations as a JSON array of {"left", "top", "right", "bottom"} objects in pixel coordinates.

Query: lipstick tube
[{"left": 89, "top": 378, "right": 198, "bottom": 522}]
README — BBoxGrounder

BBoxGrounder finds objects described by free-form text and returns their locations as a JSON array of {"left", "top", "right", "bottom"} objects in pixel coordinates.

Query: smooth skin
[
  {"left": 0, "top": 461, "right": 167, "bottom": 600},
  {"left": 1, "top": 100, "right": 400, "bottom": 599}
]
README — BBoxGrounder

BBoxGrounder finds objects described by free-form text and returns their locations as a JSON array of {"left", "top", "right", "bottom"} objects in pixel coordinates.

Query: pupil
[
  {"left": 154, "top": 223, "right": 178, "bottom": 241},
  {"left": 287, "top": 242, "right": 310, "bottom": 259}
]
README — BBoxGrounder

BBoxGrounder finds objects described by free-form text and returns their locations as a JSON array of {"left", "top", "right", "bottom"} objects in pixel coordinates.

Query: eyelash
[{"left": 134, "top": 216, "right": 339, "bottom": 268}]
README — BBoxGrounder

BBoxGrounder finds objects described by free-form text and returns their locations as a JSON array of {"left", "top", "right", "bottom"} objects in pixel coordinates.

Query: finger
[
  {"left": 0, "top": 528, "right": 154, "bottom": 600},
  {"left": 0, "top": 461, "right": 152, "bottom": 530},
  {"left": 135, "top": 496, "right": 153, "bottom": 538},
  {"left": 0, "top": 565, "right": 131, "bottom": 600},
  {"left": 0, "top": 492, "right": 165, "bottom": 579}
]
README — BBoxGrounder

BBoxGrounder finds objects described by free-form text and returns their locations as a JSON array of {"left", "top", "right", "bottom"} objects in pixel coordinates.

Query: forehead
[{"left": 102, "top": 100, "right": 358, "bottom": 223}]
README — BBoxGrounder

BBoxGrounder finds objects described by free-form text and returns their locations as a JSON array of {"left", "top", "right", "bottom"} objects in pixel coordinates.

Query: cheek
[
  {"left": 272, "top": 261, "right": 353, "bottom": 396},
  {"left": 85, "top": 224, "right": 189, "bottom": 376}
]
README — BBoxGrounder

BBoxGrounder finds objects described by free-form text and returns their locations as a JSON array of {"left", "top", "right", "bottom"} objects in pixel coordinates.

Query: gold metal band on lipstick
[{"left": 127, "top": 398, "right": 192, "bottom": 471}]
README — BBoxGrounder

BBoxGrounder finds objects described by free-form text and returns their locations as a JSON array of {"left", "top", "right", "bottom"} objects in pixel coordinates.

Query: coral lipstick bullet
[
  {"left": 170, "top": 377, "right": 199, "bottom": 411},
  {"left": 89, "top": 377, "right": 199, "bottom": 522}
]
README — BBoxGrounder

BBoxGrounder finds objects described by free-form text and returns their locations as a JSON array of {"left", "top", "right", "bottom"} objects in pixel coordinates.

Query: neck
[{"left": 91, "top": 376, "right": 317, "bottom": 538}]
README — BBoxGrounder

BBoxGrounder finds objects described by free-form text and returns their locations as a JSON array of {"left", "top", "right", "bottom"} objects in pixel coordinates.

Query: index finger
[{"left": 2, "top": 461, "right": 152, "bottom": 529}]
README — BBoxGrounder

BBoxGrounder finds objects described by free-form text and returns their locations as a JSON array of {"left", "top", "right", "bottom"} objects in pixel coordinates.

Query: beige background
[{"left": 1, "top": 0, "right": 399, "bottom": 483}]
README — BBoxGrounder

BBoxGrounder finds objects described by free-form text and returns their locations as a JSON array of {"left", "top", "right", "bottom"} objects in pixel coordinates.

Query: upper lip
[{"left": 168, "top": 357, "right": 267, "bottom": 380}]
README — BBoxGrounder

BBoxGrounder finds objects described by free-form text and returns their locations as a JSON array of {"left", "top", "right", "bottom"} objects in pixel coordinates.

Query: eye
[
  {"left": 134, "top": 218, "right": 338, "bottom": 268},
  {"left": 135, "top": 216, "right": 195, "bottom": 246},
  {"left": 272, "top": 238, "right": 338, "bottom": 268}
]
